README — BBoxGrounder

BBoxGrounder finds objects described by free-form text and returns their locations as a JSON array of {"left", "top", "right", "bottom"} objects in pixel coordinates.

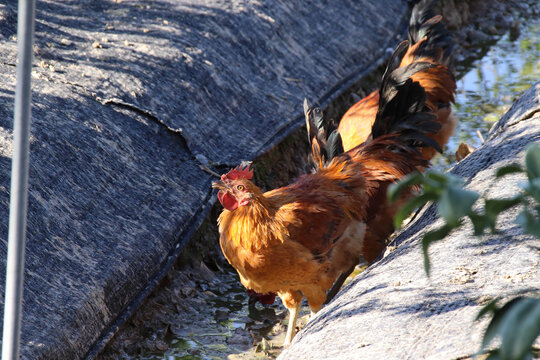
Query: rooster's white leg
[{"left": 283, "top": 304, "right": 300, "bottom": 346}]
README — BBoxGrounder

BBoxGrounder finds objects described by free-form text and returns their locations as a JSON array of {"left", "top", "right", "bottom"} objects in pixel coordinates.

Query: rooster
[
  {"left": 213, "top": 47, "right": 441, "bottom": 345},
  {"left": 303, "top": 0, "right": 456, "bottom": 304},
  {"left": 334, "top": 0, "right": 456, "bottom": 163}
]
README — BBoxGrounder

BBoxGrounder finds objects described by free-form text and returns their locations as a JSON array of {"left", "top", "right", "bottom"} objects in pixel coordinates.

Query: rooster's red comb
[{"left": 221, "top": 164, "right": 253, "bottom": 181}]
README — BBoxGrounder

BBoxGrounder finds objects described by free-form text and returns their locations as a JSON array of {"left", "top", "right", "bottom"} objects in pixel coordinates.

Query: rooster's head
[{"left": 212, "top": 164, "right": 258, "bottom": 211}]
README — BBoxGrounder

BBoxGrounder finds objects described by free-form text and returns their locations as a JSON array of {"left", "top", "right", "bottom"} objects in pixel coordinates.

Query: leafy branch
[
  {"left": 476, "top": 296, "right": 540, "bottom": 360},
  {"left": 387, "top": 143, "right": 540, "bottom": 360},
  {"left": 388, "top": 144, "right": 540, "bottom": 275}
]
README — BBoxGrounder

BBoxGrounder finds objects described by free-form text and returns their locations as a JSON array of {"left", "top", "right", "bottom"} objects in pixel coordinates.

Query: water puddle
[
  {"left": 433, "top": 17, "right": 540, "bottom": 170},
  {"left": 93, "top": 256, "right": 303, "bottom": 360}
]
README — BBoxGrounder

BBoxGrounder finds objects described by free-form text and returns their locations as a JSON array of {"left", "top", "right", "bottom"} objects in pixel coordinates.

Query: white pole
[{"left": 2, "top": 0, "right": 36, "bottom": 359}]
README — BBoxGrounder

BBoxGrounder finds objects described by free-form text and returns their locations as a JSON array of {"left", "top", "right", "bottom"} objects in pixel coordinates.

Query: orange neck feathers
[{"left": 218, "top": 194, "right": 289, "bottom": 252}]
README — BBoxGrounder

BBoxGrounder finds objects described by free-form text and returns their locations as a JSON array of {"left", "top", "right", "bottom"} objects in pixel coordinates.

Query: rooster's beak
[{"left": 212, "top": 180, "right": 226, "bottom": 190}]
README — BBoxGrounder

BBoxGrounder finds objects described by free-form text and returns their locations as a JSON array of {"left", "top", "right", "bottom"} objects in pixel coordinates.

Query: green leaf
[
  {"left": 423, "top": 171, "right": 454, "bottom": 192},
  {"left": 438, "top": 184, "right": 479, "bottom": 227},
  {"left": 480, "top": 297, "right": 540, "bottom": 360},
  {"left": 388, "top": 172, "right": 424, "bottom": 203},
  {"left": 485, "top": 350, "right": 502, "bottom": 360},
  {"left": 482, "top": 297, "right": 523, "bottom": 350},
  {"left": 511, "top": 298, "right": 540, "bottom": 360},
  {"left": 525, "top": 144, "right": 540, "bottom": 180},
  {"left": 476, "top": 298, "right": 500, "bottom": 321},
  {"left": 393, "top": 192, "right": 438, "bottom": 229},
  {"left": 484, "top": 196, "right": 523, "bottom": 232},
  {"left": 516, "top": 209, "right": 540, "bottom": 238},
  {"left": 485, "top": 197, "right": 523, "bottom": 215},
  {"left": 422, "top": 224, "right": 454, "bottom": 276},
  {"left": 525, "top": 178, "right": 540, "bottom": 203},
  {"left": 496, "top": 164, "right": 523, "bottom": 178},
  {"left": 468, "top": 212, "right": 490, "bottom": 236},
  {"left": 499, "top": 297, "right": 540, "bottom": 360},
  {"left": 425, "top": 171, "right": 453, "bottom": 184}
]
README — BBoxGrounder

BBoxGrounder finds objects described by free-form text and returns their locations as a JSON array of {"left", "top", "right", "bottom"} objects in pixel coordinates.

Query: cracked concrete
[{"left": 101, "top": 100, "right": 193, "bottom": 152}]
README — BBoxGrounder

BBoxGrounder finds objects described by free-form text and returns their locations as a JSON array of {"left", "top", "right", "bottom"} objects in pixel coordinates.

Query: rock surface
[
  {"left": 279, "top": 83, "right": 540, "bottom": 359},
  {"left": 0, "top": 0, "right": 410, "bottom": 359}
]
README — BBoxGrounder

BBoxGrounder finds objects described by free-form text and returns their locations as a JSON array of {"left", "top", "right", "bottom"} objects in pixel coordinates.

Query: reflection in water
[{"left": 433, "top": 18, "right": 540, "bottom": 170}]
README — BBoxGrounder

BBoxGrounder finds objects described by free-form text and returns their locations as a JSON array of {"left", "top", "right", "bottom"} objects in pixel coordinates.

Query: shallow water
[
  {"left": 433, "top": 17, "right": 540, "bottom": 170},
  {"left": 133, "top": 16, "right": 540, "bottom": 360},
  {"left": 135, "top": 269, "right": 293, "bottom": 360}
]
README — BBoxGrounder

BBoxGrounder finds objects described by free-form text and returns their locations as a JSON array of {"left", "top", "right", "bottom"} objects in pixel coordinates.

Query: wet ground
[
  {"left": 96, "top": 258, "right": 366, "bottom": 360},
  {"left": 98, "top": 4, "right": 539, "bottom": 360},
  {"left": 96, "top": 260, "right": 307, "bottom": 360}
]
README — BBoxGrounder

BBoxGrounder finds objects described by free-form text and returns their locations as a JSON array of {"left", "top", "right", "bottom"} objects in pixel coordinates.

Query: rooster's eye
[{"left": 236, "top": 185, "right": 245, "bottom": 191}]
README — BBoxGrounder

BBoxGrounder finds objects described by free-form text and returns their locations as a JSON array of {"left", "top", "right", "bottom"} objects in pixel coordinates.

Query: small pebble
[{"left": 214, "top": 308, "right": 229, "bottom": 322}]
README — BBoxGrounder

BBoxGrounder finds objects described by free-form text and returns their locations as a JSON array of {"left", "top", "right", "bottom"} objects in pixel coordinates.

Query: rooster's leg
[
  {"left": 279, "top": 290, "right": 303, "bottom": 346},
  {"left": 283, "top": 304, "right": 300, "bottom": 347},
  {"left": 324, "top": 264, "right": 356, "bottom": 304},
  {"left": 308, "top": 309, "right": 320, "bottom": 323},
  {"left": 303, "top": 288, "right": 324, "bottom": 323}
]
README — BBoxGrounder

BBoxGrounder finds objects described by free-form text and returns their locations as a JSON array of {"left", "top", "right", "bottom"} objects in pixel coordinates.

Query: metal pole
[{"left": 2, "top": 0, "right": 36, "bottom": 359}]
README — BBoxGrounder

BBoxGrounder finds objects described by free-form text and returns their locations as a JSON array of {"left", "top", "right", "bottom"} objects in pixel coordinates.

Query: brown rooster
[
  {"left": 213, "top": 49, "right": 442, "bottom": 345},
  {"left": 303, "top": 0, "right": 456, "bottom": 305},
  {"left": 337, "top": 0, "right": 456, "bottom": 163}
]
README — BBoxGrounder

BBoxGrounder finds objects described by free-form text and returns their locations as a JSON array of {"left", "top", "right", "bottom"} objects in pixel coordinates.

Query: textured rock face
[
  {"left": 0, "top": 1, "right": 409, "bottom": 358},
  {"left": 279, "top": 83, "right": 540, "bottom": 360}
]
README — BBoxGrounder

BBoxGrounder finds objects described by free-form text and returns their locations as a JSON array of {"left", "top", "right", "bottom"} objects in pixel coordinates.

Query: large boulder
[
  {"left": 279, "top": 82, "right": 540, "bottom": 359},
  {"left": 0, "top": 0, "right": 411, "bottom": 358}
]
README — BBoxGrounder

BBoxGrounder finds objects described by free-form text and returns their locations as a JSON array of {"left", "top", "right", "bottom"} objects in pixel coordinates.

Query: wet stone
[
  {"left": 467, "top": 29, "right": 490, "bottom": 43},
  {"left": 228, "top": 328, "right": 252, "bottom": 346},
  {"left": 214, "top": 308, "right": 230, "bottom": 322}
]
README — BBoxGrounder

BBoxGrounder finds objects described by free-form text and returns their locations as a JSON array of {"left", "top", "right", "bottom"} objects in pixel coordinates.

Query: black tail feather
[
  {"left": 326, "top": 130, "right": 344, "bottom": 161},
  {"left": 304, "top": 99, "right": 343, "bottom": 168},
  {"left": 304, "top": 45, "right": 441, "bottom": 168},
  {"left": 304, "top": 0, "right": 452, "bottom": 168},
  {"left": 304, "top": 99, "right": 327, "bottom": 167},
  {"left": 371, "top": 46, "right": 442, "bottom": 154},
  {"left": 373, "top": 48, "right": 438, "bottom": 141},
  {"left": 381, "top": 40, "right": 410, "bottom": 81},
  {"left": 408, "top": 0, "right": 454, "bottom": 68}
]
